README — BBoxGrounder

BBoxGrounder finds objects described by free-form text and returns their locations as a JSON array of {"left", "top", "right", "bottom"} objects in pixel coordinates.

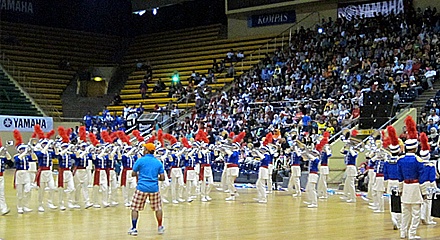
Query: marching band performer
[
  {"left": 183, "top": 142, "right": 197, "bottom": 203},
  {"left": 34, "top": 138, "right": 58, "bottom": 212},
  {"left": 13, "top": 129, "right": 35, "bottom": 213},
  {"left": 154, "top": 144, "right": 170, "bottom": 204},
  {"left": 107, "top": 144, "right": 120, "bottom": 207},
  {"left": 74, "top": 142, "right": 94, "bottom": 209},
  {"left": 384, "top": 126, "right": 402, "bottom": 230},
  {"left": 363, "top": 136, "right": 377, "bottom": 202},
  {"left": 370, "top": 138, "right": 388, "bottom": 213},
  {"left": 398, "top": 116, "right": 424, "bottom": 240},
  {"left": 169, "top": 141, "right": 185, "bottom": 204},
  {"left": 340, "top": 130, "right": 359, "bottom": 203},
  {"left": 196, "top": 140, "right": 214, "bottom": 202},
  {"left": 225, "top": 142, "right": 241, "bottom": 201},
  {"left": 304, "top": 149, "right": 320, "bottom": 208},
  {"left": 121, "top": 145, "right": 138, "bottom": 207},
  {"left": 317, "top": 132, "right": 330, "bottom": 199},
  {"left": 0, "top": 138, "right": 11, "bottom": 215},
  {"left": 419, "top": 132, "right": 437, "bottom": 226},
  {"left": 255, "top": 145, "right": 270, "bottom": 203},
  {"left": 91, "top": 133, "right": 110, "bottom": 208},
  {"left": 288, "top": 143, "right": 302, "bottom": 197},
  {"left": 57, "top": 140, "right": 77, "bottom": 210}
]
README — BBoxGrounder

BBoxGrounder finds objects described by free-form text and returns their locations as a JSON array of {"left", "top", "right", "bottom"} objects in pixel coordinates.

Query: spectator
[
  {"left": 139, "top": 79, "right": 148, "bottom": 99},
  {"left": 83, "top": 111, "right": 93, "bottom": 131},
  {"left": 137, "top": 103, "right": 144, "bottom": 116},
  {"left": 111, "top": 93, "right": 122, "bottom": 106},
  {"left": 428, "top": 109, "right": 440, "bottom": 123},
  {"left": 427, "top": 119, "right": 439, "bottom": 132},
  {"left": 153, "top": 79, "right": 166, "bottom": 93}
]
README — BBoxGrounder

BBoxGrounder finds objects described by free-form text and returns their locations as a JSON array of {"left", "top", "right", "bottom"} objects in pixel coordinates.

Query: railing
[{"left": 0, "top": 51, "right": 62, "bottom": 119}]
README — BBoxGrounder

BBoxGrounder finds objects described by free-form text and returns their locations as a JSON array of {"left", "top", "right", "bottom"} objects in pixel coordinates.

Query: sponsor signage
[
  {"left": 0, "top": 115, "right": 53, "bottom": 132},
  {"left": 338, "top": 0, "right": 404, "bottom": 21},
  {"left": 248, "top": 10, "right": 296, "bottom": 28}
]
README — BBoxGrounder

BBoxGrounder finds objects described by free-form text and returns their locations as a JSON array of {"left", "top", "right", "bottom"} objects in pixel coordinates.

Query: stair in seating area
[
  {"left": 0, "top": 69, "right": 42, "bottom": 116},
  {"left": 108, "top": 24, "right": 278, "bottom": 115},
  {"left": 411, "top": 80, "right": 440, "bottom": 119}
]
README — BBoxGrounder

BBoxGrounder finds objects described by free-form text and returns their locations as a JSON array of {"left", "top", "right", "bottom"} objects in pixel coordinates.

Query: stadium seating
[
  {"left": 0, "top": 69, "right": 42, "bottom": 116},
  {"left": 0, "top": 21, "right": 121, "bottom": 117},
  {"left": 108, "top": 24, "right": 279, "bottom": 114}
]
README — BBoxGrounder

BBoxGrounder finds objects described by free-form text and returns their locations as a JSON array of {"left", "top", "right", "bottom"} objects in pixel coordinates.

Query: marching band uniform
[
  {"left": 267, "top": 144, "right": 276, "bottom": 193},
  {"left": 366, "top": 138, "right": 377, "bottom": 201},
  {"left": 288, "top": 146, "right": 302, "bottom": 197},
  {"left": 398, "top": 137, "right": 424, "bottom": 239},
  {"left": 255, "top": 147, "right": 270, "bottom": 203},
  {"left": 14, "top": 144, "right": 34, "bottom": 213},
  {"left": 384, "top": 143, "right": 402, "bottom": 230},
  {"left": 106, "top": 147, "right": 120, "bottom": 206},
  {"left": 74, "top": 143, "right": 93, "bottom": 209},
  {"left": 34, "top": 140, "right": 58, "bottom": 212},
  {"left": 155, "top": 147, "right": 170, "bottom": 203},
  {"left": 225, "top": 143, "right": 240, "bottom": 201},
  {"left": 57, "top": 143, "right": 76, "bottom": 210},
  {"left": 169, "top": 147, "right": 185, "bottom": 204},
  {"left": 419, "top": 149, "right": 437, "bottom": 225},
  {"left": 341, "top": 146, "right": 358, "bottom": 203},
  {"left": 305, "top": 151, "right": 320, "bottom": 208},
  {"left": 93, "top": 148, "right": 109, "bottom": 208},
  {"left": 317, "top": 144, "right": 331, "bottom": 199},
  {"left": 184, "top": 145, "right": 197, "bottom": 202},
  {"left": 198, "top": 145, "right": 214, "bottom": 202},
  {"left": 371, "top": 150, "right": 386, "bottom": 213},
  {"left": 0, "top": 145, "right": 11, "bottom": 215},
  {"left": 121, "top": 147, "right": 137, "bottom": 207}
]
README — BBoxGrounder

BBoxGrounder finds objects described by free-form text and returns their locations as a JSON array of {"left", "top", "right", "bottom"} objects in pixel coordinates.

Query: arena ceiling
[{"left": 131, "top": 0, "right": 194, "bottom": 11}]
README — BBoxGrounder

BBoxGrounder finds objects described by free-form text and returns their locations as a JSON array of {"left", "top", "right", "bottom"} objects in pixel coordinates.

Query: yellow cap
[{"left": 143, "top": 143, "right": 156, "bottom": 152}]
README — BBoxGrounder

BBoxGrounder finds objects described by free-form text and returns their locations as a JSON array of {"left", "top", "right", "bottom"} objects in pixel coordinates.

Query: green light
[{"left": 172, "top": 74, "right": 180, "bottom": 83}]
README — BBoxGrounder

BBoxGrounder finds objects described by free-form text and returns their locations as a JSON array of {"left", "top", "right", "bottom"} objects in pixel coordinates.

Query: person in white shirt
[{"left": 427, "top": 109, "right": 440, "bottom": 124}]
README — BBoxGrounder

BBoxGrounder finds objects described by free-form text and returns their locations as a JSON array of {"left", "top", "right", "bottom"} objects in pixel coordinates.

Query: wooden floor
[{"left": 1, "top": 169, "right": 440, "bottom": 240}]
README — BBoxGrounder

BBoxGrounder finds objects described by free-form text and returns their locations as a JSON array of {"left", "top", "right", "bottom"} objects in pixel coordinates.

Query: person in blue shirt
[
  {"left": 83, "top": 111, "right": 93, "bottom": 131},
  {"left": 128, "top": 143, "right": 165, "bottom": 236}
]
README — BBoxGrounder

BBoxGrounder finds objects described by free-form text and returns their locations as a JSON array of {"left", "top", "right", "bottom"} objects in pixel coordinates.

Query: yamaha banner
[
  {"left": 248, "top": 10, "right": 296, "bottom": 28},
  {"left": 338, "top": 0, "right": 404, "bottom": 21},
  {"left": 0, "top": 115, "right": 53, "bottom": 132}
]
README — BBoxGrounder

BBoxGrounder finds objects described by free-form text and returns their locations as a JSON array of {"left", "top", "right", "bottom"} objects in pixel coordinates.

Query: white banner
[
  {"left": 0, "top": 115, "right": 53, "bottom": 132},
  {"left": 338, "top": 0, "right": 404, "bottom": 21}
]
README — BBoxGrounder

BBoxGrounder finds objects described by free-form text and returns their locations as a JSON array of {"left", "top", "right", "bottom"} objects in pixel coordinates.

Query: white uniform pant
[
  {"left": 373, "top": 176, "right": 385, "bottom": 211},
  {"left": 38, "top": 170, "right": 56, "bottom": 207},
  {"left": 86, "top": 160, "right": 93, "bottom": 186},
  {"left": 74, "top": 169, "right": 90, "bottom": 204},
  {"left": 401, "top": 203, "right": 421, "bottom": 238},
  {"left": 15, "top": 170, "right": 31, "bottom": 209},
  {"left": 288, "top": 165, "right": 301, "bottom": 195},
  {"left": 367, "top": 169, "right": 375, "bottom": 200},
  {"left": 306, "top": 173, "right": 319, "bottom": 206},
  {"left": 220, "top": 164, "right": 228, "bottom": 190},
  {"left": 170, "top": 168, "right": 184, "bottom": 201},
  {"left": 343, "top": 165, "right": 357, "bottom": 201},
  {"left": 317, "top": 166, "right": 329, "bottom": 198},
  {"left": 28, "top": 162, "right": 37, "bottom": 187},
  {"left": 267, "top": 164, "right": 273, "bottom": 192},
  {"left": 0, "top": 176, "right": 8, "bottom": 212},
  {"left": 256, "top": 167, "right": 269, "bottom": 201},
  {"left": 108, "top": 170, "right": 118, "bottom": 203},
  {"left": 120, "top": 169, "right": 137, "bottom": 204},
  {"left": 227, "top": 167, "right": 239, "bottom": 196},
  {"left": 200, "top": 165, "right": 213, "bottom": 198},
  {"left": 93, "top": 169, "right": 108, "bottom": 205},
  {"left": 185, "top": 168, "right": 197, "bottom": 199},
  {"left": 59, "top": 171, "right": 75, "bottom": 206},
  {"left": 387, "top": 180, "right": 401, "bottom": 227}
]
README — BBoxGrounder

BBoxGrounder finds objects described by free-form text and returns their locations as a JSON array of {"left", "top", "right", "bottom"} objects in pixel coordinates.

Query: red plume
[
  {"left": 32, "top": 133, "right": 37, "bottom": 138},
  {"left": 405, "top": 116, "right": 418, "bottom": 140},
  {"left": 146, "top": 135, "right": 156, "bottom": 144},
  {"left": 34, "top": 124, "right": 45, "bottom": 139},
  {"left": 100, "top": 131, "right": 113, "bottom": 143},
  {"left": 351, "top": 129, "right": 358, "bottom": 137},
  {"left": 382, "top": 130, "right": 390, "bottom": 148},
  {"left": 195, "top": 130, "right": 209, "bottom": 143},
  {"left": 116, "top": 131, "right": 130, "bottom": 144},
  {"left": 66, "top": 128, "right": 72, "bottom": 138},
  {"left": 79, "top": 126, "right": 87, "bottom": 142},
  {"left": 420, "top": 132, "right": 430, "bottom": 151},
  {"left": 88, "top": 133, "right": 100, "bottom": 146},
  {"left": 57, "top": 126, "right": 70, "bottom": 143},
  {"left": 323, "top": 131, "right": 330, "bottom": 138},
  {"left": 45, "top": 130, "right": 55, "bottom": 139},
  {"left": 263, "top": 132, "right": 273, "bottom": 146},
  {"left": 233, "top": 132, "right": 246, "bottom": 143},
  {"left": 110, "top": 132, "right": 118, "bottom": 142},
  {"left": 386, "top": 126, "right": 399, "bottom": 146},
  {"left": 157, "top": 129, "right": 164, "bottom": 147},
  {"left": 182, "top": 137, "right": 192, "bottom": 148},
  {"left": 229, "top": 132, "right": 235, "bottom": 139},
  {"left": 164, "top": 133, "right": 177, "bottom": 145},
  {"left": 13, "top": 129, "right": 23, "bottom": 147},
  {"left": 132, "top": 130, "right": 145, "bottom": 142}
]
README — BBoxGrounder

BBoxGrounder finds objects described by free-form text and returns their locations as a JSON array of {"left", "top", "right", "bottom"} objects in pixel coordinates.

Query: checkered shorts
[{"left": 131, "top": 190, "right": 162, "bottom": 211}]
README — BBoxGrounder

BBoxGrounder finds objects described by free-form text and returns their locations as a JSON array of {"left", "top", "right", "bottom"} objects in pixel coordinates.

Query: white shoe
[
  {"left": 187, "top": 198, "right": 193, "bottom": 203},
  {"left": 38, "top": 206, "right": 45, "bottom": 212},
  {"left": 318, "top": 196, "right": 328, "bottom": 199},
  {"left": 172, "top": 200, "right": 179, "bottom": 204},
  {"left": 158, "top": 226, "right": 165, "bottom": 235},
  {"left": 400, "top": 232, "right": 406, "bottom": 239},
  {"left": 225, "top": 196, "right": 235, "bottom": 201},
  {"left": 67, "top": 203, "right": 76, "bottom": 209},
  {"left": 102, "top": 202, "right": 110, "bottom": 208},
  {"left": 224, "top": 189, "right": 230, "bottom": 193},
  {"left": 361, "top": 196, "right": 370, "bottom": 202},
  {"left": 17, "top": 208, "right": 24, "bottom": 214},
  {"left": 110, "top": 201, "right": 119, "bottom": 206},
  {"left": 1, "top": 208, "right": 10, "bottom": 215},
  {"left": 178, "top": 198, "right": 185, "bottom": 202},
  {"left": 201, "top": 197, "right": 208, "bottom": 202},
  {"left": 48, "top": 203, "right": 58, "bottom": 209},
  {"left": 292, "top": 193, "right": 301, "bottom": 197},
  {"left": 23, "top": 207, "right": 32, "bottom": 212},
  {"left": 308, "top": 204, "right": 318, "bottom": 208},
  {"left": 128, "top": 228, "right": 138, "bottom": 236},
  {"left": 368, "top": 202, "right": 376, "bottom": 206},
  {"left": 216, "top": 188, "right": 223, "bottom": 191},
  {"left": 206, "top": 196, "right": 212, "bottom": 201},
  {"left": 93, "top": 204, "right": 101, "bottom": 208},
  {"left": 368, "top": 206, "right": 378, "bottom": 210},
  {"left": 340, "top": 196, "right": 348, "bottom": 200},
  {"left": 87, "top": 185, "right": 93, "bottom": 188},
  {"left": 346, "top": 199, "right": 356, "bottom": 203},
  {"left": 258, "top": 199, "right": 267, "bottom": 203},
  {"left": 73, "top": 204, "right": 81, "bottom": 209},
  {"left": 409, "top": 236, "right": 421, "bottom": 239},
  {"left": 85, "top": 202, "right": 94, "bottom": 209},
  {"left": 373, "top": 210, "right": 384, "bottom": 213},
  {"left": 162, "top": 199, "right": 169, "bottom": 204},
  {"left": 124, "top": 202, "right": 131, "bottom": 207},
  {"left": 427, "top": 221, "right": 437, "bottom": 225},
  {"left": 303, "top": 201, "right": 311, "bottom": 205},
  {"left": 59, "top": 206, "right": 66, "bottom": 211}
]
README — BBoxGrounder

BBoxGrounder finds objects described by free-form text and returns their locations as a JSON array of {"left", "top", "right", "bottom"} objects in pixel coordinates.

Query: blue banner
[{"left": 248, "top": 10, "right": 296, "bottom": 28}]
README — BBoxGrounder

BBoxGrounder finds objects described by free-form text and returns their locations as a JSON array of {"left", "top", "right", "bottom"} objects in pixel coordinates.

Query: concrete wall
[
  {"left": 327, "top": 108, "right": 417, "bottom": 184},
  {"left": 227, "top": 1, "right": 337, "bottom": 39},
  {"left": 0, "top": 121, "right": 80, "bottom": 154}
]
